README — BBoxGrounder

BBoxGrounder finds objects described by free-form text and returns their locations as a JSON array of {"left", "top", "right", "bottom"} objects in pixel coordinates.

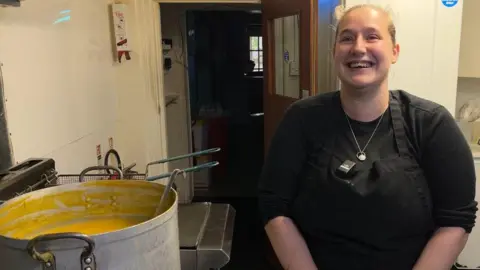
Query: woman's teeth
[{"left": 348, "top": 62, "right": 373, "bottom": 68}]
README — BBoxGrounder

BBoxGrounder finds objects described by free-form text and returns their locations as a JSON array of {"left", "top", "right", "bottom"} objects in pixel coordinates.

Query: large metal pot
[{"left": 0, "top": 167, "right": 180, "bottom": 270}]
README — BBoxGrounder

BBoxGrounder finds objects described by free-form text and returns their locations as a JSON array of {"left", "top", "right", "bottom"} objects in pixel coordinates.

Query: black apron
[{"left": 290, "top": 94, "right": 435, "bottom": 270}]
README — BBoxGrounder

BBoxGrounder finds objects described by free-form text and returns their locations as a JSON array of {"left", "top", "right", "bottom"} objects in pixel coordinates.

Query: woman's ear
[{"left": 392, "top": 43, "right": 400, "bottom": 64}]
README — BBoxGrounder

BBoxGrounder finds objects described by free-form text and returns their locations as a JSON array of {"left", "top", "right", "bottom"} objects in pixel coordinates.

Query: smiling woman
[{"left": 259, "top": 4, "right": 477, "bottom": 270}]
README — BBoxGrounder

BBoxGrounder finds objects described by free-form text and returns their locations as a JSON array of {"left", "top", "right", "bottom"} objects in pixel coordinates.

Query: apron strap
[{"left": 389, "top": 91, "right": 410, "bottom": 157}]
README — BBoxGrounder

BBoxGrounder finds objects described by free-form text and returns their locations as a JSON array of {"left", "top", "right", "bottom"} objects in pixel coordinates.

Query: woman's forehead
[{"left": 338, "top": 7, "right": 390, "bottom": 33}]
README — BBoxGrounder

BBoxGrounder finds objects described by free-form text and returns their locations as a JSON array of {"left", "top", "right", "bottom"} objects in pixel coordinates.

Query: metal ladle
[{"left": 154, "top": 168, "right": 186, "bottom": 217}]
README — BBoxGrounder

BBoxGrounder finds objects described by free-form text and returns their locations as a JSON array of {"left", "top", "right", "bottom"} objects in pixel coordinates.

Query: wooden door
[{"left": 262, "top": 0, "right": 317, "bottom": 152}]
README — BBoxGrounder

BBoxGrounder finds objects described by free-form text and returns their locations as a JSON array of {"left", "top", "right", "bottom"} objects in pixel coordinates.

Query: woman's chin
[{"left": 343, "top": 77, "right": 376, "bottom": 88}]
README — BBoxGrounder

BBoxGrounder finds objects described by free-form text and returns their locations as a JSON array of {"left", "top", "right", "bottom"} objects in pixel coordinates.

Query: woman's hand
[
  {"left": 265, "top": 216, "right": 318, "bottom": 270},
  {"left": 413, "top": 227, "right": 469, "bottom": 270}
]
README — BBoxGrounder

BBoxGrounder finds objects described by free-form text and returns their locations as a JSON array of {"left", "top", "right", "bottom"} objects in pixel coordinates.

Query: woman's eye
[{"left": 339, "top": 36, "right": 354, "bottom": 42}]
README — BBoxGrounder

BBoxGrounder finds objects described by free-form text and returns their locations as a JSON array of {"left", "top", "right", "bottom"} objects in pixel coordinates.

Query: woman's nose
[{"left": 351, "top": 38, "right": 367, "bottom": 55}]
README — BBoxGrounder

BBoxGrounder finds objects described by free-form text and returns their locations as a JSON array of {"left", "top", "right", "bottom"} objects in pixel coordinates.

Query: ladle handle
[
  {"left": 26, "top": 232, "right": 96, "bottom": 270},
  {"left": 79, "top": 165, "right": 124, "bottom": 182},
  {"left": 155, "top": 169, "right": 185, "bottom": 216}
]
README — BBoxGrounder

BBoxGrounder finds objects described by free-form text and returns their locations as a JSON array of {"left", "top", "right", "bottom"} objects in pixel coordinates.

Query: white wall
[
  {"left": 0, "top": 0, "right": 168, "bottom": 178},
  {"left": 345, "top": 0, "right": 463, "bottom": 114},
  {"left": 160, "top": 4, "right": 192, "bottom": 202}
]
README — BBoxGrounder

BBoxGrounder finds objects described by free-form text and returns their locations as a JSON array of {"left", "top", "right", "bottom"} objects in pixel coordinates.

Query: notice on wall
[{"left": 112, "top": 4, "right": 131, "bottom": 62}]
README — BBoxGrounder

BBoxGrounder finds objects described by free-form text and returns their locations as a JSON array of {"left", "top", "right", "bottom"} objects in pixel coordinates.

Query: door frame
[
  {"left": 148, "top": 0, "right": 261, "bottom": 201},
  {"left": 155, "top": 0, "right": 261, "bottom": 159},
  {"left": 262, "top": 0, "right": 318, "bottom": 152},
  {"left": 153, "top": 1, "right": 261, "bottom": 149}
]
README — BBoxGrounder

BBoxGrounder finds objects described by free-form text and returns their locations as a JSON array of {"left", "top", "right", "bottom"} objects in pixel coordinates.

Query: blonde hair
[{"left": 333, "top": 4, "right": 397, "bottom": 45}]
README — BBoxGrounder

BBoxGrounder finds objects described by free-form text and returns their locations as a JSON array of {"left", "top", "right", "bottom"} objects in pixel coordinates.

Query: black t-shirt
[{"left": 259, "top": 90, "right": 477, "bottom": 234}]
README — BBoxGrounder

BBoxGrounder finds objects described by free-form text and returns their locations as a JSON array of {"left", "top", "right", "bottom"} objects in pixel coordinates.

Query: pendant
[{"left": 356, "top": 152, "right": 366, "bottom": 161}]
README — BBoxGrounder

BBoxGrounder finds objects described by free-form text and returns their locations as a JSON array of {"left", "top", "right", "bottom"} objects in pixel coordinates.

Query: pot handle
[
  {"left": 79, "top": 165, "right": 124, "bottom": 182},
  {"left": 27, "top": 232, "right": 96, "bottom": 270}
]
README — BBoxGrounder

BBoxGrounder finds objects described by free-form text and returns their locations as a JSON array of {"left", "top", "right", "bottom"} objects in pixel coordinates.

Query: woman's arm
[
  {"left": 413, "top": 227, "right": 468, "bottom": 270},
  {"left": 415, "top": 105, "right": 478, "bottom": 270},
  {"left": 266, "top": 217, "right": 317, "bottom": 270},
  {"left": 258, "top": 103, "right": 316, "bottom": 269}
]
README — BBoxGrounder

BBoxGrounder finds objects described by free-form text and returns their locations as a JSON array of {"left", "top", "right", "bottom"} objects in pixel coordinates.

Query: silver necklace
[{"left": 344, "top": 112, "right": 385, "bottom": 161}]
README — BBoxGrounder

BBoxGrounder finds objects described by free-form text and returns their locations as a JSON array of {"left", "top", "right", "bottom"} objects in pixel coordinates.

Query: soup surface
[
  {"left": 40, "top": 217, "right": 139, "bottom": 235},
  {"left": 26, "top": 217, "right": 147, "bottom": 237},
  {"left": 0, "top": 180, "right": 175, "bottom": 239}
]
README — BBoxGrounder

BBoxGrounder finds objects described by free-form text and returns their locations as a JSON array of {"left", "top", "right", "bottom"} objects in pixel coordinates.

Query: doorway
[
  {"left": 160, "top": 3, "right": 264, "bottom": 197},
  {"left": 160, "top": 3, "right": 270, "bottom": 269},
  {"left": 186, "top": 4, "right": 264, "bottom": 198}
]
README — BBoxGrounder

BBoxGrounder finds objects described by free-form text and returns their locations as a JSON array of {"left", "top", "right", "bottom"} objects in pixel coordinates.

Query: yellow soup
[
  {"left": 0, "top": 180, "right": 175, "bottom": 239},
  {"left": 33, "top": 217, "right": 146, "bottom": 236}
]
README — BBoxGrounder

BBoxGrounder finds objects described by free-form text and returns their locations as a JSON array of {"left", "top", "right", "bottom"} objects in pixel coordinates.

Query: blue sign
[
  {"left": 284, "top": 51, "right": 289, "bottom": 61},
  {"left": 441, "top": 0, "right": 458, "bottom": 7}
]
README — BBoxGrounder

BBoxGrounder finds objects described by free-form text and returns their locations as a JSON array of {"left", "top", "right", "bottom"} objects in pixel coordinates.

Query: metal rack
[
  {"left": 14, "top": 168, "right": 57, "bottom": 197},
  {"left": 0, "top": 158, "right": 57, "bottom": 203},
  {"left": 55, "top": 171, "right": 144, "bottom": 185},
  {"left": 0, "top": 148, "right": 220, "bottom": 202},
  {"left": 54, "top": 147, "right": 220, "bottom": 185}
]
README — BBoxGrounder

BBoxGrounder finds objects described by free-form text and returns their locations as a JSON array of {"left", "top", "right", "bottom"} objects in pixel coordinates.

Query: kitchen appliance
[
  {"left": 0, "top": 149, "right": 236, "bottom": 270},
  {"left": 178, "top": 202, "right": 235, "bottom": 270},
  {"left": 139, "top": 148, "right": 236, "bottom": 270},
  {"left": 0, "top": 167, "right": 181, "bottom": 270},
  {"left": 0, "top": 158, "right": 56, "bottom": 201}
]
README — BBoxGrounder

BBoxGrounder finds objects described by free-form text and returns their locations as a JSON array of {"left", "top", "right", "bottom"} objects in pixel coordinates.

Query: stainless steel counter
[{"left": 178, "top": 202, "right": 236, "bottom": 270}]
